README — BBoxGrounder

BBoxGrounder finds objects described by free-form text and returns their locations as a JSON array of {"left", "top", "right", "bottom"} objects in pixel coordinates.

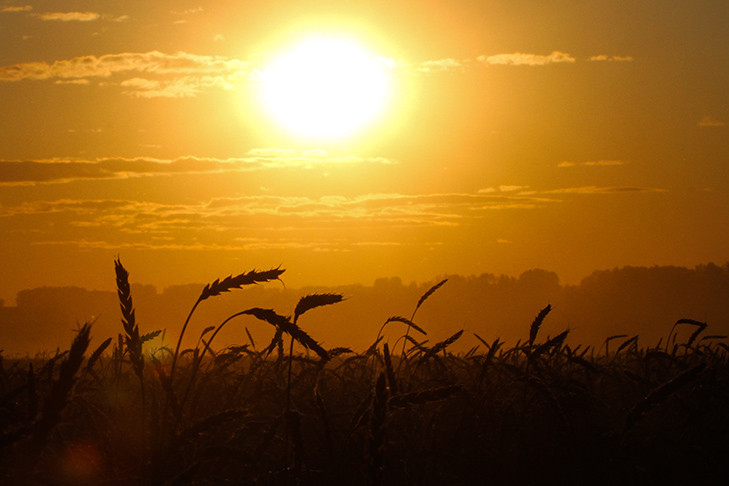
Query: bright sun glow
[{"left": 259, "top": 36, "right": 393, "bottom": 141}]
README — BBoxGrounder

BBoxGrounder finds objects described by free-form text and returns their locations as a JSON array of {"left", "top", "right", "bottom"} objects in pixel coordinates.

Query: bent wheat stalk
[
  {"left": 168, "top": 267, "right": 284, "bottom": 383},
  {"left": 399, "top": 279, "right": 446, "bottom": 359}
]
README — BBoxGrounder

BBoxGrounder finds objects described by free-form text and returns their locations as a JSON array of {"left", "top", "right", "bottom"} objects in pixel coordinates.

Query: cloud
[
  {"left": 120, "top": 75, "right": 236, "bottom": 98},
  {"left": 558, "top": 160, "right": 627, "bottom": 168},
  {"left": 415, "top": 58, "right": 469, "bottom": 73},
  {"left": 246, "top": 148, "right": 296, "bottom": 157},
  {"left": 30, "top": 236, "right": 400, "bottom": 253},
  {"left": 5, "top": 185, "right": 664, "bottom": 252},
  {"left": 588, "top": 55, "right": 634, "bottom": 62},
  {"left": 0, "top": 152, "right": 398, "bottom": 186},
  {"left": 2, "top": 191, "right": 550, "bottom": 249},
  {"left": 396, "top": 51, "right": 581, "bottom": 75},
  {"left": 498, "top": 185, "right": 530, "bottom": 192},
  {"left": 119, "top": 76, "right": 224, "bottom": 98},
  {"left": 120, "top": 77, "right": 160, "bottom": 90},
  {"left": 698, "top": 115, "right": 725, "bottom": 128},
  {"left": 31, "top": 239, "right": 276, "bottom": 252},
  {"left": 478, "top": 51, "right": 575, "bottom": 66},
  {"left": 0, "top": 51, "right": 253, "bottom": 83},
  {"left": 583, "top": 160, "right": 626, "bottom": 167},
  {"left": 478, "top": 185, "right": 531, "bottom": 193},
  {"left": 479, "top": 183, "right": 664, "bottom": 196},
  {"left": 174, "top": 7, "right": 204, "bottom": 15},
  {"left": 1, "top": 47, "right": 635, "bottom": 98},
  {"left": 54, "top": 79, "right": 90, "bottom": 85},
  {"left": 1, "top": 5, "right": 32, "bottom": 13},
  {"left": 543, "top": 186, "right": 665, "bottom": 194},
  {"left": 38, "top": 12, "right": 100, "bottom": 22}
]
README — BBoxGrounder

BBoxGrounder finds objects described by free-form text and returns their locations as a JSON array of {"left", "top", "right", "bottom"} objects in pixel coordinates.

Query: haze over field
[
  {"left": 2, "top": 263, "right": 729, "bottom": 356},
  {"left": 1, "top": 1, "right": 728, "bottom": 324}
]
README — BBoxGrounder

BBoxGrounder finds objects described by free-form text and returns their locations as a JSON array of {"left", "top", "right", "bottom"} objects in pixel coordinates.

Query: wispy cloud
[
  {"left": 203, "top": 192, "right": 547, "bottom": 224},
  {"left": 403, "top": 52, "right": 577, "bottom": 74},
  {"left": 119, "top": 77, "right": 160, "bottom": 90},
  {"left": 2, "top": 184, "right": 663, "bottom": 251},
  {"left": 542, "top": 186, "right": 664, "bottom": 194},
  {"left": 0, "top": 151, "right": 397, "bottom": 186},
  {"left": 173, "top": 7, "right": 204, "bottom": 15},
  {"left": 478, "top": 185, "right": 531, "bottom": 193},
  {"left": 478, "top": 51, "right": 575, "bottom": 66},
  {"left": 558, "top": 160, "right": 627, "bottom": 168},
  {"left": 0, "top": 48, "right": 630, "bottom": 98},
  {"left": 0, "top": 192, "right": 550, "bottom": 254},
  {"left": 0, "top": 51, "right": 252, "bottom": 83},
  {"left": 55, "top": 79, "right": 90, "bottom": 85},
  {"left": 415, "top": 58, "right": 469, "bottom": 73},
  {"left": 588, "top": 55, "right": 634, "bottom": 62},
  {"left": 120, "top": 75, "right": 236, "bottom": 97},
  {"left": 698, "top": 115, "right": 725, "bottom": 128},
  {"left": 30, "top": 237, "right": 403, "bottom": 253},
  {"left": 38, "top": 12, "right": 100, "bottom": 22},
  {"left": 0, "top": 50, "right": 253, "bottom": 97},
  {"left": 1, "top": 5, "right": 32, "bottom": 13},
  {"left": 479, "top": 183, "right": 663, "bottom": 195}
]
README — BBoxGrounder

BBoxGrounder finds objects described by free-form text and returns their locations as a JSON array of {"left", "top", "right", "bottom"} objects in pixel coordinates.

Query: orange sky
[{"left": 1, "top": 0, "right": 728, "bottom": 304}]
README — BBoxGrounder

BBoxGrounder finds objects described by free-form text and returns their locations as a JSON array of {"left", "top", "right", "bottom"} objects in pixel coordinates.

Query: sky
[{"left": 1, "top": 0, "right": 728, "bottom": 305}]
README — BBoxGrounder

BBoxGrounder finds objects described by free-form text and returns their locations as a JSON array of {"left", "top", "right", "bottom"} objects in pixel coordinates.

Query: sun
[{"left": 257, "top": 35, "right": 393, "bottom": 142}]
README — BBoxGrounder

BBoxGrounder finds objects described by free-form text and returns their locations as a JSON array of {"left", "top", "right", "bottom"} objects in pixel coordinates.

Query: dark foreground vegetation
[{"left": 1, "top": 261, "right": 728, "bottom": 485}]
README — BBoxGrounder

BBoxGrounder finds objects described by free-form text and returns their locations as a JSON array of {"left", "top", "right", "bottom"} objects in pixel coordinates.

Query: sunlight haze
[{"left": 0, "top": 0, "right": 728, "bottom": 305}]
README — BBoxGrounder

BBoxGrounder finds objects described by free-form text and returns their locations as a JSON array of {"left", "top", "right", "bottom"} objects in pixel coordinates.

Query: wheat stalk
[
  {"left": 240, "top": 308, "right": 328, "bottom": 360},
  {"left": 369, "top": 372, "right": 387, "bottom": 486},
  {"left": 245, "top": 327, "right": 256, "bottom": 350},
  {"left": 376, "top": 316, "right": 427, "bottom": 345},
  {"left": 528, "top": 304, "right": 552, "bottom": 349},
  {"left": 382, "top": 343, "right": 398, "bottom": 395},
  {"left": 85, "top": 337, "right": 112, "bottom": 375},
  {"left": 603, "top": 334, "right": 628, "bottom": 356},
  {"left": 399, "top": 279, "right": 447, "bottom": 361},
  {"left": 625, "top": 363, "right": 705, "bottom": 431},
  {"left": 314, "top": 385, "right": 334, "bottom": 455},
  {"left": 264, "top": 328, "right": 284, "bottom": 357},
  {"left": 402, "top": 334, "right": 428, "bottom": 356},
  {"left": 531, "top": 329, "right": 570, "bottom": 359},
  {"left": 114, "top": 257, "right": 145, "bottom": 380},
  {"left": 169, "top": 267, "right": 285, "bottom": 383},
  {"left": 412, "top": 279, "right": 447, "bottom": 318},
  {"left": 615, "top": 335, "right": 639, "bottom": 357},
  {"left": 293, "top": 293, "right": 344, "bottom": 324},
  {"left": 420, "top": 329, "right": 464, "bottom": 360},
  {"left": 199, "top": 267, "right": 285, "bottom": 301},
  {"left": 26, "top": 363, "right": 37, "bottom": 423},
  {"left": 32, "top": 323, "right": 91, "bottom": 447},
  {"left": 388, "top": 384, "right": 461, "bottom": 408}
]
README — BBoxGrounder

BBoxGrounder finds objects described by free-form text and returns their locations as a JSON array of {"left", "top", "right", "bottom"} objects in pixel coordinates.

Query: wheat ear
[{"left": 169, "top": 267, "right": 285, "bottom": 382}]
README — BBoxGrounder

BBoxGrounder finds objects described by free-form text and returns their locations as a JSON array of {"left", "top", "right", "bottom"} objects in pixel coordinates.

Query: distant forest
[{"left": 2, "top": 263, "right": 729, "bottom": 356}]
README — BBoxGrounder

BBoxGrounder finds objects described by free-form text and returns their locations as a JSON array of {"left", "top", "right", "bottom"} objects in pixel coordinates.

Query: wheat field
[{"left": 1, "top": 260, "right": 727, "bottom": 485}]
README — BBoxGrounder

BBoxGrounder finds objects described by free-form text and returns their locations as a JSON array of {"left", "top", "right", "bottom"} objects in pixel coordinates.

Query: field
[{"left": 1, "top": 261, "right": 728, "bottom": 485}]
